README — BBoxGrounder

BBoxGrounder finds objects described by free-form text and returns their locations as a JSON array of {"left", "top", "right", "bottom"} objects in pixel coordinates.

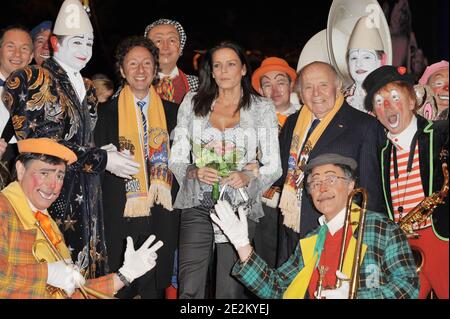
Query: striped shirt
[{"left": 390, "top": 142, "right": 432, "bottom": 228}]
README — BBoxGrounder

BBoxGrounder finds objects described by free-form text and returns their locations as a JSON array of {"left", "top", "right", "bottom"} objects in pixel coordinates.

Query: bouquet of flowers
[{"left": 193, "top": 140, "right": 244, "bottom": 200}]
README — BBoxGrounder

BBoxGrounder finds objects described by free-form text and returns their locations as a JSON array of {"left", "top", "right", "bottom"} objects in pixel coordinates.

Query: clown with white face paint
[
  {"left": 345, "top": 16, "right": 388, "bottom": 113},
  {"left": 52, "top": 33, "right": 94, "bottom": 102},
  {"left": 363, "top": 65, "right": 449, "bottom": 299},
  {"left": 3, "top": 0, "right": 139, "bottom": 278},
  {"left": 348, "top": 49, "right": 382, "bottom": 85},
  {"left": 53, "top": 34, "right": 93, "bottom": 72}
]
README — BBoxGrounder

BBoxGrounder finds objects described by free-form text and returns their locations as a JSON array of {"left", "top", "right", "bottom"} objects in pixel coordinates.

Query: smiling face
[
  {"left": 53, "top": 34, "right": 93, "bottom": 71},
  {"left": 16, "top": 159, "right": 66, "bottom": 211},
  {"left": 372, "top": 82, "right": 415, "bottom": 135},
  {"left": 33, "top": 29, "right": 52, "bottom": 66},
  {"left": 428, "top": 67, "right": 449, "bottom": 111},
  {"left": 308, "top": 164, "right": 355, "bottom": 221},
  {"left": 147, "top": 24, "right": 180, "bottom": 74},
  {"left": 211, "top": 47, "right": 246, "bottom": 91},
  {"left": 299, "top": 63, "right": 341, "bottom": 119},
  {"left": 348, "top": 49, "right": 382, "bottom": 85},
  {"left": 120, "top": 46, "right": 156, "bottom": 99},
  {"left": 0, "top": 29, "right": 33, "bottom": 78}
]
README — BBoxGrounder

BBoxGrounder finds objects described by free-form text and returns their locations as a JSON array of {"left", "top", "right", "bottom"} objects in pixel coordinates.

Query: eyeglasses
[{"left": 307, "top": 175, "right": 349, "bottom": 191}]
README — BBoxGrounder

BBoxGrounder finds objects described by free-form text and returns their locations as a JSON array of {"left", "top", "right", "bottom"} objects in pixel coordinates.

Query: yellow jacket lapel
[{"left": 283, "top": 234, "right": 317, "bottom": 299}]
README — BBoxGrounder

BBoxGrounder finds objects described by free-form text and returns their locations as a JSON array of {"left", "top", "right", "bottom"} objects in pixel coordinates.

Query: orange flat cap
[{"left": 17, "top": 138, "right": 77, "bottom": 164}]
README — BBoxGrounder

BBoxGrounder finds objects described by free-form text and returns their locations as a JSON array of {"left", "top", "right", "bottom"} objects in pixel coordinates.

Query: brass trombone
[
  {"left": 32, "top": 220, "right": 114, "bottom": 299},
  {"left": 335, "top": 187, "right": 368, "bottom": 299}
]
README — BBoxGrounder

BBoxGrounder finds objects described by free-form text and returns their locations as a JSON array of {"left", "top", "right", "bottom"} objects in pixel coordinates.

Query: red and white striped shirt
[{"left": 390, "top": 142, "right": 432, "bottom": 229}]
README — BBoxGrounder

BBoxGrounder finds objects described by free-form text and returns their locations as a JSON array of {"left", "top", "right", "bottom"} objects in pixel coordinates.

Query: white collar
[
  {"left": 54, "top": 57, "right": 79, "bottom": 77},
  {"left": 279, "top": 102, "right": 300, "bottom": 116},
  {"left": 27, "top": 199, "right": 49, "bottom": 216},
  {"left": 54, "top": 57, "right": 86, "bottom": 102},
  {"left": 387, "top": 116, "right": 418, "bottom": 151},
  {"left": 134, "top": 93, "right": 150, "bottom": 105},
  {"left": 318, "top": 207, "right": 346, "bottom": 236},
  {"left": 0, "top": 73, "right": 6, "bottom": 81},
  {"left": 158, "top": 66, "right": 179, "bottom": 79}
]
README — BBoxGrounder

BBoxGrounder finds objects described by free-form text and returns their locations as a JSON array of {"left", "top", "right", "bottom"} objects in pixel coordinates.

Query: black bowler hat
[
  {"left": 362, "top": 65, "right": 415, "bottom": 112},
  {"left": 305, "top": 153, "right": 357, "bottom": 174}
]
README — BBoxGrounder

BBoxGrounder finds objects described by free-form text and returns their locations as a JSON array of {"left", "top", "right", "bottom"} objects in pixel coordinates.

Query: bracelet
[{"left": 116, "top": 270, "right": 131, "bottom": 287}]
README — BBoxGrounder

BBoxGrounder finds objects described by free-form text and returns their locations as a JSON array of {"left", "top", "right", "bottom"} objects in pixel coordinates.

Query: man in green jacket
[{"left": 211, "top": 153, "right": 418, "bottom": 299}]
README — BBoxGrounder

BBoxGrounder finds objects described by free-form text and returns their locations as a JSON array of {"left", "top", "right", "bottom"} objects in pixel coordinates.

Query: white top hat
[
  {"left": 327, "top": 0, "right": 392, "bottom": 88},
  {"left": 53, "top": 0, "right": 93, "bottom": 36},
  {"left": 297, "top": 30, "right": 331, "bottom": 72},
  {"left": 348, "top": 16, "right": 383, "bottom": 51}
]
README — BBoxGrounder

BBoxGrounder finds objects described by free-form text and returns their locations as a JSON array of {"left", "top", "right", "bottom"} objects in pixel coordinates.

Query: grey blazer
[{"left": 169, "top": 92, "right": 282, "bottom": 221}]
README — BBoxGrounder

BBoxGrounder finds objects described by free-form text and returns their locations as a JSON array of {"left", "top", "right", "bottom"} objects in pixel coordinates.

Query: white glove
[
  {"left": 317, "top": 271, "right": 350, "bottom": 299},
  {"left": 118, "top": 235, "right": 163, "bottom": 284},
  {"left": 71, "top": 264, "right": 86, "bottom": 289},
  {"left": 47, "top": 260, "right": 83, "bottom": 297},
  {"left": 100, "top": 143, "right": 118, "bottom": 152},
  {"left": 211, "top": 200, "right": 250, "bottom": 249},
  {"left": 105, "top": 151, "right": 140, "bottom": 179}
]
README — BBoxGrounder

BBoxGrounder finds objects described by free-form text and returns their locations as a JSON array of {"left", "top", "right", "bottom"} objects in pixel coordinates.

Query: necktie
[
  {"left": 0, "top": 78, "right": 4, "bottom": 87},
  {"left": 157, "top": 77, "right": 175, "bottom": 102},
  {"left": 35, "top": 211, "right": 62, "bottom": 247},
  {"left": 306, "top": 119, "right": 320, "bottom": 141},
  {"left": 314, "top": 224, "right": 328, "bottom": 267},
  {"left": 300, "top": 119, "right": 321, "bottom": 152},
  {"left": 137, "top": 100, "right": 149, "bottom": 161}
]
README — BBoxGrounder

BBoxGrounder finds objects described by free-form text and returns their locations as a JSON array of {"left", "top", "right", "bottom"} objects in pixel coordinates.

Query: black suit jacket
[
  {"left": 381, "top": 115, "right": 449, "bottom": 239},
  {"left": 277, "top": 102, "right": 386, "bottom": 263},
  {"left": 94, "top": 94, "right": 180, "bottom": 291}
]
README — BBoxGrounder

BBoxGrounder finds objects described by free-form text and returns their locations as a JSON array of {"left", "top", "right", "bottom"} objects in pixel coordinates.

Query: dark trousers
[
  {"left": 115, "top": 268, "right": 164, "bottom": 299},
  {"left": 277, "top": 223, "right": 300, "bottom": 267},
  {"left": 105, "top": 211, "right": 172, "bottom": 299},
  {"left": 178, "top": 206, "right": 255, "bottom": 299},
  {"left": 253, "top": 204, "right": 279, "bottom": 268}
]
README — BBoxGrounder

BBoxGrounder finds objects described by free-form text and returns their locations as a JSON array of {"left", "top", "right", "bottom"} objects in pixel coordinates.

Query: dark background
[{"left": 1, "top": 0, "right": 448, "bottom": 84}]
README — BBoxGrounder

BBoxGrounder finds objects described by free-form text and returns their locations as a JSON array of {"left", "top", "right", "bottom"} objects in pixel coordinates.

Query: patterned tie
[
  {"left": 157, "top": 77, "right": 175, "bottom": 102},
  {"left": 137, "top": 100, "right": 148, "bottom": 161},
  {"left": 35, "top": 211, "right": 62, "bottom": 247}
]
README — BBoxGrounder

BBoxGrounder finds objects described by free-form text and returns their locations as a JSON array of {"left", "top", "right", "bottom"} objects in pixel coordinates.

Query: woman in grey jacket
[{"left": 169, "top": 41, "right": 282, "bottom": 298}]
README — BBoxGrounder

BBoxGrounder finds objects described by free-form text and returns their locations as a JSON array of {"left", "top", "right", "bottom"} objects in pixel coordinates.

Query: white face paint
[
  {"left": 54, "top": 33, "right": 93, "bottom": 72},
  {"left": 348, "top": 49, "right": 381, "bottom": 85}
]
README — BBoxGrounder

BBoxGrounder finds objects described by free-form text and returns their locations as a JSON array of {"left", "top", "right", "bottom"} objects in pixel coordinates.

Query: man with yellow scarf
[
  {"left": 211, "top": 153, "right": 418, "bottom": 299},
  {"left": 95, "top": 36, "right": 179, "bottom": 299},
  {"left": 276, "top": 62, "right": 385, "bottom": 266},
  {"left": 0, "top": 138, "right": 163, "bottom": 298}
]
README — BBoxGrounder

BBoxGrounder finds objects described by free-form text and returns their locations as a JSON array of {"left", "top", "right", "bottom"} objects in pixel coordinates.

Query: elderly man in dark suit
[{"left": 277, "top": 61, "right": 385, "bottom": 266}]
